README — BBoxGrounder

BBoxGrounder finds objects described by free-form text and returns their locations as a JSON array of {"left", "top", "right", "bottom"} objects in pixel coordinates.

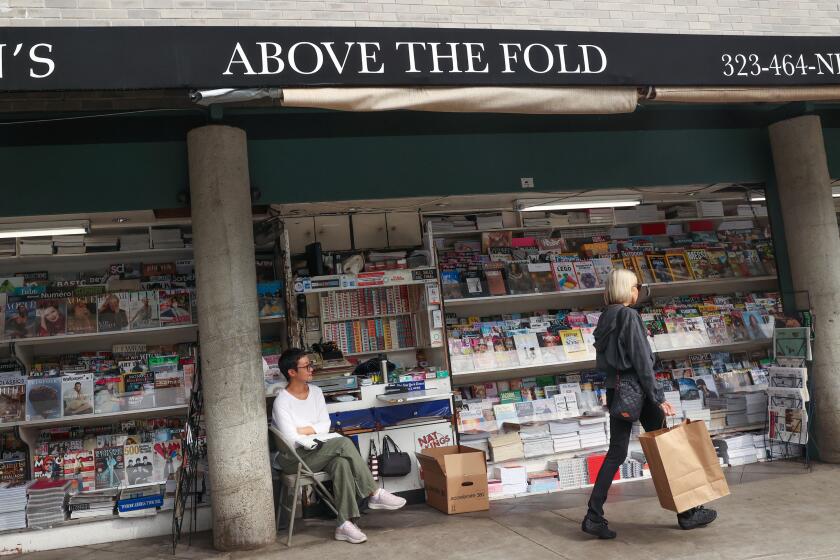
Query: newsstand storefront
[{"left": 0, "top": 26, "right": 839, "bottom": 553}]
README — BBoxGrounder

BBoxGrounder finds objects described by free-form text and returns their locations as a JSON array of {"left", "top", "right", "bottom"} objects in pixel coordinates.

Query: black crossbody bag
[{"left": 609, "top": 370, "right": 645, "bottom": 423}]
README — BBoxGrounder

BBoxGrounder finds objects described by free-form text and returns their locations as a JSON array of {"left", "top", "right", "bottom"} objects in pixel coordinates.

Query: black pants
[{"left": 586, "top": 388, "right": 665, "bottom": 522}]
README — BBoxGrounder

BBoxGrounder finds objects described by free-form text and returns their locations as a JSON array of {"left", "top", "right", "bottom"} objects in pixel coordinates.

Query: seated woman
[{"left": 272, "top": 348, "right": 406, "bottom": 544}]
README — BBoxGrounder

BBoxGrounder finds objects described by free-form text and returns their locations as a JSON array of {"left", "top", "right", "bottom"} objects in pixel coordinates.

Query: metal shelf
[
  {"left": 3, "top": 324, "right": 198, "bottom": 349},
  {"left": 443, "top": 276, "right": 778, "bottom": 308},
  {"left": 2, "top": 404, "right": 188, "bottom": 430},
  {"left": 0, "top": 247, "right": 193, "bottom": 268},
  {"left": 450, "top": 339, "right": 772, "bottom": 385}
]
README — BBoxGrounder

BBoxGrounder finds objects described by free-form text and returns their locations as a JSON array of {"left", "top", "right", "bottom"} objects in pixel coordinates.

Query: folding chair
[{"left": 268, "top": 425, "right": 339, "bottom": 546}]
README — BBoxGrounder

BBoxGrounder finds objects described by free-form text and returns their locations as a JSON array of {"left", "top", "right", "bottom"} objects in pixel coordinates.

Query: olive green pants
[{"left": 277, "top": 436, "right": 379, "bottom": 524}]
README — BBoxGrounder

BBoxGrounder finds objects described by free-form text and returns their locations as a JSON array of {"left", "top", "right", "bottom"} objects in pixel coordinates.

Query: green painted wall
[
  {"left": 0, "top": 142, "right": 187, "bottom": 217},
  {"left": 249, "top": 128, "right": 774, "bottom": 204},
  {"left": 7, "top": 124, "right": 840, "bottom": 218}
]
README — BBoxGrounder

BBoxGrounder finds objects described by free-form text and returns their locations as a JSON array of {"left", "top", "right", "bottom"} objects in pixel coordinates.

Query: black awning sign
[{"left": 1, "top": 27, "right": 840, "bottom": 91}]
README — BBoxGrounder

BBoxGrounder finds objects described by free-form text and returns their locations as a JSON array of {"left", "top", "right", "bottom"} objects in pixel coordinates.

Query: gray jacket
[{"left": 593, "top": 304, "right": 664, "bottom": 405}]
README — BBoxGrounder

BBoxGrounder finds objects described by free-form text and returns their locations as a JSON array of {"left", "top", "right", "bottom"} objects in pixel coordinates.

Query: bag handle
[
  {"left": 381, "top": 435, "right": 401, "bottom": 455},
  {"left": 369, "top": 440, "right": 378, "bottom": 458}
]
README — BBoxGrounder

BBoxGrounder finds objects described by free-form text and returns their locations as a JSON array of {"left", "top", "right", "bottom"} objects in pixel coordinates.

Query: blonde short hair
[{"left": 604, "top": 268, "right": 639, "bottom": 305}]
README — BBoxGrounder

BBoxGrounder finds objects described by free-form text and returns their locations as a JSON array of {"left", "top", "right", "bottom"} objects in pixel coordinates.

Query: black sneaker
[
  {"left": 677, "top": 506, "right": 718, "bottom": 530},
  {"left": 581, "top": 516, "right": 617, "bottom": 539}
]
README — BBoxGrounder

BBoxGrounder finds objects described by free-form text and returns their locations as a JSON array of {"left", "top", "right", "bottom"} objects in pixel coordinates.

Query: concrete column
[
  {"left": 769, "top": 115, "right": 840, "bottom": 463},
  {"left": 187, "top": 125, "right": 277, "bottom": 549}
]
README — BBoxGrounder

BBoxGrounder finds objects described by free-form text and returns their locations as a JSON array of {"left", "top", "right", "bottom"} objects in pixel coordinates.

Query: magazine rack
[{"left": 172, "top": 359, "right": 204, "bottom": 552}]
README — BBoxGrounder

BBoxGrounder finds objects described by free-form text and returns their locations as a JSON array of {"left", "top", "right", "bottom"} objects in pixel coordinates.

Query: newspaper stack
[
  {"left": 619, "top": 458, "right": 646, "bottom": 480},
  {"left": 26, "top": 479, "right": 71, "bottom": 529},
  {"left": 588, "top": 208, "right": 613, "bottom": 224},
  {"left": 745, "top": 392, "right": 767, "bottom": 424},
  {"left": 150, "top": 228, "right": 185, "bottom": 249},
  {"left": 698, "top": 200, "right": 725, "bottom": 217},
  {"left": 84, "top": 235, "right": 119, "bottom": 252},
  {"left": 68, "top": 489, "right": 118, "bottom": 520},
  {"left": 18, "top": 238, "right": 53, "bottom": 256},
  {"left": 550, "top": 457, "right": 588, "bottom": 490},
  {"left": 117, "top": 484, "right": 163, "bottom": 518},
  {"left": 424, "top": 216, "right": 476, "bottom": 232},
  {"left": 713, "top": 432, "right": 761, "bottom": 466},
  {"left": 119, "top": 232, "right": 150, "bottom": 252},
  {"left": 0, "top": 239, "right": 14, "bottom": 256},
  {"left": 475, "top": 214, "right": 504, "bottom": 230},
  {"left": 523, "top": 437, "right": 555, "bottom": 458},
  {"left": 578, "top": 417, "right": 609, "bottom": 449},
  {"left": 724, "top": 394, "right": 749, "bottom": 427},
  {"left": 550, "top": 419, "right": 582, "bottom": 452},
  {"left": 0, "top": 483, "right": 27, "bottom": 530},
  {"left": 52, "top": 235, "right": 85, "bottom": 255},
  {"left": 710, "top": 409, "right": 727, "bottom": 431}
]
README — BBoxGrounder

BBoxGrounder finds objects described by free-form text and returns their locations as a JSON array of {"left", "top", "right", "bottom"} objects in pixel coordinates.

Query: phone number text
[{"left": 722, "top": 53, "right": 840, "bottom": 77}]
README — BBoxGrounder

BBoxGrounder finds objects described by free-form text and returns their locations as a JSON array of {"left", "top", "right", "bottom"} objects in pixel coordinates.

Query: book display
[{"left": 429, "top": 197, "right": 797, "bottom": 501}]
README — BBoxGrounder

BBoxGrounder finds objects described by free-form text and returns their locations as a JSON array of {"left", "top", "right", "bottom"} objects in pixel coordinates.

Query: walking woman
[{"left": 582, "top": 269, "right": 718, "bottom": 539}]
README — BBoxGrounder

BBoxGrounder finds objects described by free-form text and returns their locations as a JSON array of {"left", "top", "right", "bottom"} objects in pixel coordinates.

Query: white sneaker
[
  {"left": 335, "top": 521, "right": 367, "bottom": 544},
  {"left": 368, "top": 488, "right": 407, "bottom": 511}
]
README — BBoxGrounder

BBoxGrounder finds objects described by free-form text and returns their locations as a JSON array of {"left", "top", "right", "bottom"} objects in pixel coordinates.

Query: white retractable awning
[
  {"left": 648, "top": 86, "right": 840, "bottom": 103},
  {"left": 279, "top": 86, "right": 639, "bottom": 114}
]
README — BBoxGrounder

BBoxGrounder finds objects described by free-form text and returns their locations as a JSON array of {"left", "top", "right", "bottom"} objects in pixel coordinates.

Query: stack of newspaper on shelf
[
  {"left": 117, "top": 484, "right": 163, "bottom": 518},
  {"left": 475, "top": 214, "right": 504, "bottom": 230},
  {"left": 550, "top": 456, "right": 588, "bottom": 490},
  {"left": 578, "top": 416, "right": 609, "bottom": 449},
  {"left": 550, "top": 419, "right": 582, "bottom": 453},
  {"left": 68, "top": 488, "right": 118, "bottom": 520},
  {"left": 84, "top": 235, "right": 119, "bottom": 252},
  {"left": 425, "top": 216, "right": 477, "bottom": 233},
  {"left": 119, "top": 232, "right": 150, "bottom": 252},
  {"left": 767, "top": 365, "right": 809, "bottom": 446},
  {"left": 0, "top": 483, "right": 27, "bottom": 530},
  {"left": 18, "top": 238, "right": 53, "bottom": 256},
  {"left": 519, "top": 423, "right": 554, "bottom": 458},
  {"left": 0, "top": 239, "right": 14, "bottom": 256},
  {"left": 713, "top": 432, "right": 763, "bottom": 466},
  {"left": 53, "top": 235, "right": 85, "bottom": 255},
  {"left": 150, "top": 228, "right": 185, "bottom": 249},
  {"left": 26, "top": 479, "right": 71, "bottom": 529}
]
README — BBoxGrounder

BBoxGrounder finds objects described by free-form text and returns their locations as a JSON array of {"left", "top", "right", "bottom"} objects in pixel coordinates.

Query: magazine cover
[
  {"left": 128, "top": 291, "right": 161, "bottom": 330},
  {"left": 695, "top": 375, "right": 720, "bottom": 400},
  {"left": 159, "top": 289, "right": 192, "bottom": 325},
  {"left": 121, "top": 370, "right": 156, "bottom": 411},
  {"left": 572, "top": 260, "right": 599, "bottom": 289},
  {"left": 551, "top": 261, "right": 578, "bottom": 291},
  {"left": 727, "top": 250, "right": 750, "bottom": 277},
  {"left": 742, "top": 250, "right": 767, "bottom": 277},
  {"left": 25, "top": 376, "right": 62, "bottom": 421},
  {"left": 65, "top": 296, "right": 97, "bottom": 334},
  {"left": 257, "top": 281, "right": 284, "bottom": 319},
  {"left": 124, "top": 443, "right": 155, "bottom": 485},
  {"left": 153, "top": 439, "right": 182, "bottom": 481},
  {"left": 646, "top": 254, "right": 672, "bottom": 283},
  {"left": 488, "top": 247, "right": 514, "bottom": 262},
  {"left": 630, "top": 255, "right": 655, "bottom": 285},
  {"left": 703, "top": 315, "right": 730, "bottom": 345},
  {"left": 729, "top": 311, "right": 751, "bottom": 342},
  {"left": 528, "top": 262, "right": 556, "bottom": 293},
  {"left": 463, "top": 272, "right": 488, "bottom": 298},
  {"left": 677, "top": 378, "right": 701, "bottom": 401},
  {"left": 94, "top": 446, "right": 126, "bottom": 490},
  {"left": 0, "top": 373, "right": 26, "bottom": 423},
  {"left": 685, "top": 249, "right": 712, "bottom": 279},
  {"left": 483, "top": 264, "right": 507, "bottom": 296},
  {"left": 742, "top": 310, "right": 771, "bottom": 340},
  {"left": 93, "top": 370, "right": 124, "bottom": 414},
  {"left": 440, "top": 270, "right": 463, "bottom": 300},
  {"left": 755, "top": 241, "right": 778, "bottom": 275},
  {"left": 666, "top": 253, "right": 693, "bottom": 281},
  {"left": 4, "top": 300, "right": 37, "bottom": 339},
  {"left": 97, "top": 293, "right": 130, "bottom": 332},
  {"left": 705, "top": 247, "right": 734, "bottom": 278},
  {"left": 513, "top": 333, "right": 542, "bottom": 366},
  {"left": 536, "top": 332, "right": 565, "bottom": 364},
  {"left": 591, "top": 258, "right": 613, "bottom": 286},
  {"left": 61, "top": 373, "right": 94, "bottom": 417},
  {"left": 35, "top": 298, "right": 67, "bottom": 338},
  {"left": 0, "top": 277, "right": 23, "bottom": 294},
  {"left": 560, "top": 328, "right": 587, "bottom": 357},
  {"left": 153, "top": 369, "right": 185, "bottom": 407},
  {"left": 481, "top": 231, "right": 513, "bottom": 253},
  {"left": 506, "top": 261, "right": 535, "bottom": 294}
]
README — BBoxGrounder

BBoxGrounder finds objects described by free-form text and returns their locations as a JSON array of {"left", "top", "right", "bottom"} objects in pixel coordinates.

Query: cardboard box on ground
[{"left": 416, "top": 446, "right": 489, "bottom": 514}]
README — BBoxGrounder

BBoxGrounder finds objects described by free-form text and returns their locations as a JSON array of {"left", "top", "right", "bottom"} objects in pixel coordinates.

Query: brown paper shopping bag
[{"left": 638, "top": 420, "right": 730, "bottom": 513}]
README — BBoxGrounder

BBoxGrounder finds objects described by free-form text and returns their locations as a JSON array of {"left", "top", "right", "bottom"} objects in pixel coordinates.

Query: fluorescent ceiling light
[
  {"left": 0, "top": 220, "right": 89, "bottom": 239},
  {"left": 518, "top": 197, "right": 641, "bottom": 212},
  {"left": 751, "top": 186, "right": 840, "bottom": 202}
]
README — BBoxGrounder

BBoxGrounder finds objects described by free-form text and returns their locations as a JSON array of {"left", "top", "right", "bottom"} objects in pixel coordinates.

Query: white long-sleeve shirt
[{"left": 272, "top": 384, "right": 332, "bottom": 448}]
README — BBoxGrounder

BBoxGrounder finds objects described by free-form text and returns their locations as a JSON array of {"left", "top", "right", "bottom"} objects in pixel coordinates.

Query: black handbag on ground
[
  {"left": 610, "top": 372, "right": 645, "bottom": 423},
  {"left": 377, "top": 435, "right": 412, "bottom": 477}
]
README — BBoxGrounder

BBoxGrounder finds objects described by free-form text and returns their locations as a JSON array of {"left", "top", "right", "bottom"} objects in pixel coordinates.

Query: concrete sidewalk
[{"left": 22, "top": 460, "right": 838, "bottom": 560}]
